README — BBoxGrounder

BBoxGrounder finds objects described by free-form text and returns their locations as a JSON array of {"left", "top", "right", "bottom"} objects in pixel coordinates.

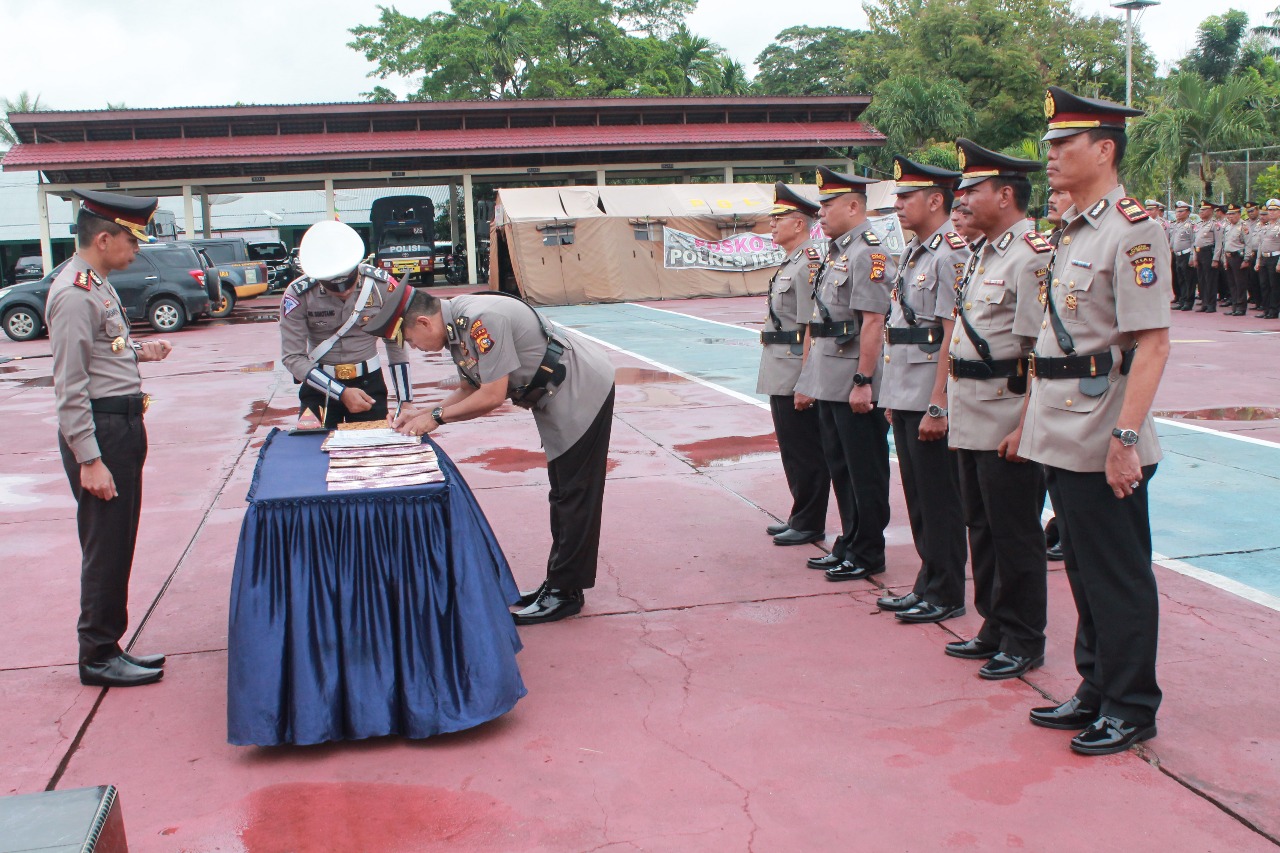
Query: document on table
[{"left": 321, "top": 428, "right": 421, "bottom": 451}]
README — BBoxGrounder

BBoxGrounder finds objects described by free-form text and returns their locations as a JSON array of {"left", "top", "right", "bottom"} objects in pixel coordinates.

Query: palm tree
[
  {"left": 1254, "top": 5, "right": 1280, "bottom": 57},
  {"left": 1127, "top": 73, "right": 1268, "bottom": 196},
  {"left": 1, "top": 91, "right": 47, "bottom": 147},
  {"left": 668, "top": 24, "right": 720, "bottom": 96},
  {"left": 701, "top": 58, "right": 751, "bottom": 95},
  {"left": 481, "top": 1, "right": 537, "bottom": 98}
]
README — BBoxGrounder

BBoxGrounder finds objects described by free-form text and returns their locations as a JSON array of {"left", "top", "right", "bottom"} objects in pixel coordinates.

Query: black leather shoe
[
  {"left": 1046, "top": 542, "right": 1064, "bottom": 561},
  {"left": 765, "top": 522, "right": 790, "bottom": 536},
  {"left": 512, "top": 587, "right": 584, "bottom": 625},
  {"left": 79, "top": 655, "right": 164, "bottom": 687},
  {"left": 824, "top": 561, "right": 885, "bottom": 582},
  {"left": 1069, "top": 715, "right": 1157, "bottom": 755},
  {"left": 513, "top": 581, "right": 547, "bottom": 609},
  {"left": 979, "top": 651, "right": 1044, "bottom": 679},
  {"left": 773, "top": 528, "right": 823, "bottom": 546},
  {"left": 1029, "top": 696, "right": 1100, "bottom": 730},
  {"left": 945, "top": 637, "right": 1000, "bottom": 659},
  {"left": 806, "top": 553, "right": 843, "bottom": 570},
  {"left": 895, "top": 601, "right": 966, "bottom": 623},
  {"left": 876, "top": 591, "right": 920, "bottom": 612},
  {"left": 1179, "top": 304, "right": 1194, "bottom": 311},
  {"left": 120, "top": 651, "right": 165, "bottom": 669}
]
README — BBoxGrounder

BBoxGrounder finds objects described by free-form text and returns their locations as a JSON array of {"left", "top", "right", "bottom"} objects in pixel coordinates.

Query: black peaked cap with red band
[
  {"left": 1042, "top": 86, "right": 1143, "bottom": 142},
  {"left": 73, "top": 188, "right": 158, "bottom": 242},
  {"left": 890, "top": 156, "right": 960, "bottom": 195},
  {"left": 771, "top": 182, "right": 820, "bottom": 216},
  {"left": 955, "top": 138, "right": 1042, "bottom": 190},
  {"left": 815, "top": 166, "right": 879, "bottom": 201}
]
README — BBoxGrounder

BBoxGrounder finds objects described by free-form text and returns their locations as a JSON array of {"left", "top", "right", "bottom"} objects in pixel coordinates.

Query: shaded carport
[{"left": 0, "top": 96, "right": 884, "bottom": 285}]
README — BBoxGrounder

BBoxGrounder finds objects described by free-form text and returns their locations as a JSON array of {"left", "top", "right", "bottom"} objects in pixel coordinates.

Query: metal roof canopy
[{"left": 2, "top": 96, "right": 884, "bottom": 282}]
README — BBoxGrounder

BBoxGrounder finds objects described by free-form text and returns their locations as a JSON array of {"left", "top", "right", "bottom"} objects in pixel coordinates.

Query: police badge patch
[
  {"left": 1131, "top": 256, "right": 1157, "bottom": 287},
  {"left": 470, "top": 319, "right": 495, "bottom": 353},
  {"left": 870, "top": 253, "right": 887, "bottom": 282},
  {"left": 281, "top": 294, "right": 300, "bottom": 315}
]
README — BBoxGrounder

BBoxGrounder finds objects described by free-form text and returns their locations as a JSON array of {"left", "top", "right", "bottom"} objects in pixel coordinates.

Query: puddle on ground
[
  {"left": 244, "top": 399, "right": 298, "bottom": 434},
  {"left": 208, "top": 311, "right": 280, "bottom": 326},
  {"left": 240, "top": 361, "right": 275, "bottom": 373},
  {"left": 673, "top": 433, "right": 778, "bottom": 467},
  {"left": 615, "top": 367, "right": 688, "bottom": 385},
  {"left": 459, "top": 447, "right": 546, "bottom": 473},
  {"left": 19, "top": 375, "right": 53, "bottom": 388},
  {"left": 1154, "top": 406, "right": 1280, "bottom": 421},
  {"left": 0, "top": 365, "right": 20, "bottom": 374}
]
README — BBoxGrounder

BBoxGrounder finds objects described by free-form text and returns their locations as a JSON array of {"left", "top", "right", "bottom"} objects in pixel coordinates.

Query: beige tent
[{"left": 489, "top": 182, "right": 900, "bottom": 306}]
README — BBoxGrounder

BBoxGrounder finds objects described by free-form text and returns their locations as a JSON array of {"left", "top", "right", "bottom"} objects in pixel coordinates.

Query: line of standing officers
[
  {"left": 1165, "top": 195, "right": 1280, "bottom": 318},
  {"left": 759, "top": 86, "right": 1171, "bottom": 757}
]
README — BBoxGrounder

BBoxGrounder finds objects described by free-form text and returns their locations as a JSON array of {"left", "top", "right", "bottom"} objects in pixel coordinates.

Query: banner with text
[{"left": 663, "top": 228, "right": 785, "bottom": 271}]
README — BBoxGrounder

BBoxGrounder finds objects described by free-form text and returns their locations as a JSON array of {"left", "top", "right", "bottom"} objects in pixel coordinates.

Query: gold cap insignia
[
  {"left": 1044, "top": 90, "right": 1055, "bottom": 120},
  {"left": 893, "top": 161, "right": 903, "bottom": 181},
  {"left": 956, "top": 147, "right": 966, "bottom": 170},
  {"left": 816, "top": 171, "right": 826, "bottom": 189}
]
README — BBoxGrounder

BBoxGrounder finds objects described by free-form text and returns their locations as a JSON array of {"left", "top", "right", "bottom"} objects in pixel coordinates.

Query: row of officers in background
[
  {"left": 757, "top": 87, "right": 1171, "bottom": 758},
  {"left": 1159, "top": 197, "right": 1280, "bottom": 318}
]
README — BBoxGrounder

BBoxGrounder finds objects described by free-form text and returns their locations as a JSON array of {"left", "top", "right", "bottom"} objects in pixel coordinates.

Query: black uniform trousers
[
  {"left": 1173, "top": 253, "right": 1195, "bottom": 306},
  {"left": 1224, "top": 252, "right": 1249, "bottom": 312},
  {"left": 58, "top": 410, "right": 147, "bottom": 665},
  {"left": 1194, "top": 247, "right": 1217, "bottom": 307},
  {"left": 816, "top": 400, "right": 891, "bottom": 570},
  {"left": 769, "top": 395, "right": 830, "bottom": 532},
  {"left": 957, "top": 449, "right": 1047, "bottom": 657},
  {"left": 891, "top": 411, "right": 967, "bottom": 608},
  {"left": 299, "top": 370, "right": 389, "bottom": 429},
  {"left": 545, "top": 386, "right": 615, "bottom": 590},
  {"left": 1047, "top": 464, "right": 1162, "bottom": 726},
  {"left": 1261, "top": 257, "right": 1280, "bottom": 317}
]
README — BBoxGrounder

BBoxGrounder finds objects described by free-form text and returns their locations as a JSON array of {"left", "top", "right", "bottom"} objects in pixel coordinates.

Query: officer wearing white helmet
[{"left": 279, "top": 220, "right": 414, "bottom": 426}]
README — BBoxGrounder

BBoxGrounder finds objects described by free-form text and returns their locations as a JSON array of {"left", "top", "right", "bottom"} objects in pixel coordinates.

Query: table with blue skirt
[{"left": 227, "top": 428, "right": 526, "bottom": 746}]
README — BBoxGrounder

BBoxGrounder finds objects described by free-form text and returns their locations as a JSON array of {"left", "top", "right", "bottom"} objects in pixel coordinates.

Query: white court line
[
  {"left": 626, "top": 302, "right": 761, "bottom": 335},
  {"left": 1154, "top": 552, "right": 1280, "bottom": 613},
  {"left": 1154, "top": 416, "right": 1280, "bottom": 449}
]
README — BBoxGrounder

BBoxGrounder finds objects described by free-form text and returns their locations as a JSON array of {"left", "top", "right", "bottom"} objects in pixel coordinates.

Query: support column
[
  {"left": 791, "top": 171, "right": 801, "bottom": 184},
  {"left": 199, "top": 191, "right": 211, "bottom": 238},
  {"left": 723, "top": 165, "right": 734, "bottom": 184},
  {"left": 182, "top": 186, "right": 195, "bottom": 241},
  {"left": 37, "top": 186, "right": 52, "bottom": 272},
  {"left": 448, "top": 184, "right": 459, "bottom": 246},
  {"left": 324, "top": 178, "right": 336, "bottom": 221},
  {"left": 595, "top": 169, "right": 607, "bottom": 187},
  {"left": 463, "top": 173, "right": 477, "bottom": 285}
]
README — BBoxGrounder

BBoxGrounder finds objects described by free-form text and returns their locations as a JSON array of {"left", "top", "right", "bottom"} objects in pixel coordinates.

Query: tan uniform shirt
[
  {"left": 794, "top": 223, "right": 895, "bottom": 402},
  {"left": 1255, "top": 221, "right": 1280, "bottom": 262},
  {"left": 279, "top": 273, "right": 409, "bottom": 383},
  {"left": 1193, "top": 218, "right": 1220, "bottom": 252},
  {"left": 947, "top": 220, "right": 1049, "bottom": 452},
  {"left": 441, "top": 294, "right": 615, "bottom": 460},
  {"left": 879, "top": 223, "right": 967, "bottom": 411},
  {"left": 1169, "top": 220, "right": 1197, "bottom": 256},
  {"left": 47, "top": 255, "right": 143, "bottom": 463},
  {"left": 1220, "top": 221, "right": 1250, "bottom": 256},
  {"left": 756, "top": 240, "right": 822, "bottom": 396},
  {"left": 1245, "top": 217, "right": 1263, "bottom": 263},
  {"left": 1019, "top": 188, "right": 1171, "bottom": 471}
]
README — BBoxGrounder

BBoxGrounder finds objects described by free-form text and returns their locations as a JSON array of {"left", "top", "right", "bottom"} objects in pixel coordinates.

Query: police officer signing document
[
  {"left": 280, "top": 220, "right": 414, "bottom": 428},
  {"left": 366, "top": 288, "right": 617, "bottom": 625},
  {"left": 49, "top": 189, "right": 173, "bottom": 688},
  {"left": 1020, "top": 87, "right": 1172, "bottom": 756}
]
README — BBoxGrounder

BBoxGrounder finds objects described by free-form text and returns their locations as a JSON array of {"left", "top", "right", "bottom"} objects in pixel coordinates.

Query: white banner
[{"left": 662, "top": 228, "right": 785, "bottom": 271}]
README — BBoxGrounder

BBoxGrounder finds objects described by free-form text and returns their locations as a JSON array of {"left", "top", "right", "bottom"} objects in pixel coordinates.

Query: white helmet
[{"left": 298, "top": 220, "right": 365, "bottom": 282}]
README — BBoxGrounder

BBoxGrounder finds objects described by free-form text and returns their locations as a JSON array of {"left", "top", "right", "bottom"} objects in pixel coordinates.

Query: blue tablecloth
[{"left": 227, "top": 428, "right": 525, "bottom": 746}]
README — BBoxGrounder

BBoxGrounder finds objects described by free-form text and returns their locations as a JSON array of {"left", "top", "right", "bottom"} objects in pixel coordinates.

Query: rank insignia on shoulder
[
  {"left": 996, "top": 231, "right": 1014, "bottom": 251},
  {"left": 944, "top": 232, "right": 966, "bottom": 250},
  {"left": 928, "top": 233, "right": 944, "bottom": 251},
  {"left": 73, "top": 271, "right": 92, "bottom": 290},
  {"left": 862, "top": 230, "right": 881, "bottom": 246},
  {"left": 870, "top": 253, "right": 887, "bottom": 282},
  {"left": 1117, "top": 197, "right": 1148, "bottom": 222},
  {"left": 1131, "top": 256, "right": 1157, "bottom": 287},
  {"left": 1088, "top": 199, "right": 1109, "bottom": 218},
  {"left": 1024, "top": 232, "right": 1052, "bottom": 254},
  {"left": 806, "top": 246, "right": 822, "bottom": 260},
  {"left": 1125, "top": 243, "right": 1151, "bottom": 257}
]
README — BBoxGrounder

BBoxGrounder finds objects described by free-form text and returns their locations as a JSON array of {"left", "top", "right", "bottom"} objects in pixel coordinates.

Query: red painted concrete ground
[{"left": 1, "top": 293, "right": 1278, "bottom": 851}]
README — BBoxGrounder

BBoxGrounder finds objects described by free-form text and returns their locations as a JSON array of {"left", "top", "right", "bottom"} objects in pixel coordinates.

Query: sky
[{"left": 0, "top": 0, "right": 1277, "bottom": 111}]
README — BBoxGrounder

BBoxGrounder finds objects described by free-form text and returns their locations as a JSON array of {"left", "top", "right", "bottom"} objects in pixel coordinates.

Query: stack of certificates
[{"left": 321, "top": 425, "right": 445, "bottom": 491}]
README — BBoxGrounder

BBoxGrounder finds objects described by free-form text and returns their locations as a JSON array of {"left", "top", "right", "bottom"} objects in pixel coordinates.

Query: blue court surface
[{"left": 545, "top": 301, "right": 1280, "bottom": 606}]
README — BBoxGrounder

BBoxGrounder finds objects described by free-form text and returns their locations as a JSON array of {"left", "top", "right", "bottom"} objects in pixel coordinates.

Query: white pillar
[
  {"left": 723, "top": 165, "right": 734, "bottom": 184},
  {"left": 448, "top": 184, "right": 459, "bottom": 245},
  {"left": 463, "top": 173, "right": 477, "bottom": 285},
  {"left": 182, "top": 186, "right": 195, "bottom": 240},
  {"left": 324, "top": 178, "right": 336, "bottom": 221},
  {"left": 199, "top": 191, "right": 211, "bottom": 237},
  {"left": 37, "top": 186, "right": 52, "bottom": 272},
  {"left": 595, "top": 169, "right": 607, "bottom": 187}
]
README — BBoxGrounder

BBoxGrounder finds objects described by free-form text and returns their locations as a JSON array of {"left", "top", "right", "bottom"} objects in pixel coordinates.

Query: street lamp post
[{"left": 1112, "top": 0, "right": 1159, "bottom": 107}]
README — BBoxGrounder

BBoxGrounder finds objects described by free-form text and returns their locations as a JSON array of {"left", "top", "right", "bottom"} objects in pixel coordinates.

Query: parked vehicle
[
  {"left": 185, "top": 237, "right": 269, "bottom": 315},
  {"left": 442, "top": 241, "right": 491, "bottom": 285},
  {"left": 12, "top": 255, "right": 44, "bottom": 284},
  {"left": 248, "top": 240, "right": 293, "bottom": 291},
  {"left": 0, "top": 243, "right": 213, "bottom": 342},
  {"left": 370, "top": 195, "right": 436, "bottom": 286}
]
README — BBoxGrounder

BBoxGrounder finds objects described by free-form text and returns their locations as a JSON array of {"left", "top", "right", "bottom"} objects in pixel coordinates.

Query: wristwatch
[
  {"left": 431, "top": 406, "right": 446, "bottom": 426},
  {"left": 81, "top": 457, "right": 100, "bottom": 467},
  {"left": 851, "top": 372, "right": 872, "bottom": 387},
  {"left": 1111, "top": 428, "right": 1139, "bottom": 447},
  {"left": 926, "top": 404, "right": 948, "bottom": 418}
]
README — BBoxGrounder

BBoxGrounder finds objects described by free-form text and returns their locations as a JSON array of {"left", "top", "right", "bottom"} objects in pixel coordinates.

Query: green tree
[
  {"left": 1182, "top": 10, "right": 1252, "bottom": 83},
  {"left": 752, "top": 26, "right": 877, "bottom": 95},
  {"left": 1128, "top": 73, "right": 1269, "bottom": 196},
  {"left": 1251, "top": 163, "right": 1280, "bottom": 201},
  {"left": 863, "top": 76, "right": 976, "bottom": 158},
  {"left": 1, "top": 91, "right": 46, "bottom": 147},
  {"left": 666, "top": 23, "right": 721, "bottom": 95},
  {"left": 701, "top": 57, "right": 751, "bottom": 95}
]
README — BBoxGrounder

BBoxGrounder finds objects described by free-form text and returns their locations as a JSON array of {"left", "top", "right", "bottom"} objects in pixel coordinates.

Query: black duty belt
[
  {"left": 761, "top": 329, "right": 804, "bottom": 345},
  {"left": 90, "top": 394, "right": 147, "bottom": 416},
  {"left": 885, "top": 326, "right": 944, "bottom": 346},
  {"left": 808, "top": 320, "right": 859, "bottom": 338},
  {"left": 1029, "top": 348, "right": 1135, "bottom": 380},
  {"left": 949, "top": 355, "right": 1026, "bottom": 380},
  {"left": 509, "top": 338, "right": 566, "bottom": 409}
]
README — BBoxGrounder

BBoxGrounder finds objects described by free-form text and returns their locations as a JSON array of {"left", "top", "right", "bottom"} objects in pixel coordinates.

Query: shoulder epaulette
[
  {"left": 862, "top": 230, "right": 881, "bottom": 246},
  {"left": 944, "top": 231, "right": 966, "bottom": 250},
  {"left": 287, "top": 277, "right": 320, "bottom": 297},
  {"left": 72, "top": 271, "right": 93, "bottom": 291},
  {"left": 805, "top": 246, "right": 822, "bottom": 260},
  {"left": 358, "top": 263, "right": 391, "bottom": 282},
  {"left": 1117, "top": 197, "right": 1149, "bottom": 223},
  {"left": 1024, "top": 232, "right": 1053, "bottom": 254}
]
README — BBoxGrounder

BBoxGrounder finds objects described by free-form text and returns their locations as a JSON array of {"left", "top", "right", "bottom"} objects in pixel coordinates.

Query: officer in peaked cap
[
  {"left": 1019, "top": 87, "right": 1171, "bottom": 756},
  {"left": 1169, "top": 200, "right": 1197, "bottom": 309},
  {"left": 48, "top": 189, "right": 173, "bottom": 688},
  {"left": 758, "top": 183, "right": 831, "bottom": 546},
  {"left": 794, "top": 167, "right": 896, "bottom": 583},
  {"left": 944, "top": 138, "right": 1050, "bottom": 678},
  {"left": 1191, "top": 201, "right": 1221, "bottom": 310},
  {"left": 875, "top": 155, "right": 969, "bottom": 623},
  {"left": 279, "top": 219, "right": 415, "bottom": 428},
  {"left": 1253, "top": 199, "right": 1280, "bottom": 318},
  {"left": 1220, "top": 202, "right": 1252, "bottom": 315}
]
